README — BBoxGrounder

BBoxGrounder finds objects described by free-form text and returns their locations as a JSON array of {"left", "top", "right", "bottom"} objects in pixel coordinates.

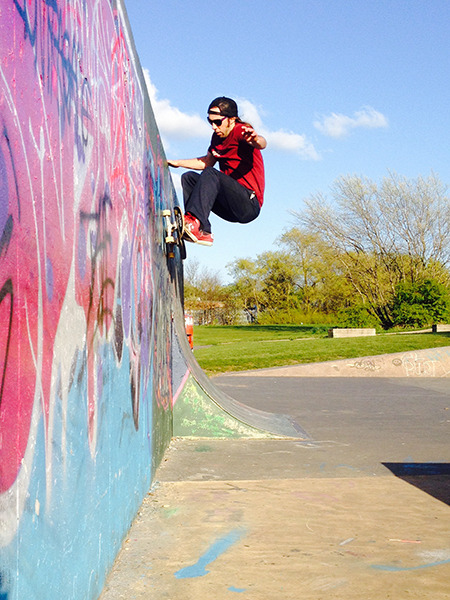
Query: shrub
[
  {"left": 392, "top": 279, "right": 450, "bottom": 327},
  {"left": 337, "top": 305, "right": 379, "bottom": 328}
]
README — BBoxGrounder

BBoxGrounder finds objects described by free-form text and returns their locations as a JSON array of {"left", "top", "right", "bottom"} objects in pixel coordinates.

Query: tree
[
  {"left": 258, "top": 251, "right": 300, "bottom": 311},
  {"left": 184, "top": 259, "right": 230, "bottom": 324},
  {"left": 280, "top": 227, "right": 353, "bottom": 314},
  {"left": 227, "top": 257, "right": 265, "bottom": 315},
  {"left": 280, "top": 228, "right": 322, "bottom": 310},
  {"left": 293, "top": 172, "right": 450, "bottom": 328},
  {"left": 392, "top": 279, "right": 450, "bottom": 327}
]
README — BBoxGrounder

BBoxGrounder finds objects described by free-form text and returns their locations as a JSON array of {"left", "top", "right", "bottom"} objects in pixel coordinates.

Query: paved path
[{"left": 100, "top": 375, "right": 450, "bottom": 600}]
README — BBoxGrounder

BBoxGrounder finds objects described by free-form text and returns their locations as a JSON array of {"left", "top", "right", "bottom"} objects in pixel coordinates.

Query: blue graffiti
[
  {"left": 174, "top": 529, "right": 247, "bottom": 579},
  {"left": 0, "top": 570, "right": 9, "bottom": 600},
  {"left": 372, "top": 558, "right": 450, "bottom": 572}
]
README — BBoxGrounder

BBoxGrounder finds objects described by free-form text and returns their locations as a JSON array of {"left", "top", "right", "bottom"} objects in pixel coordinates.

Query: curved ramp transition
[{"left": 171, "top": 299, "right": 310, "bottom": 440}]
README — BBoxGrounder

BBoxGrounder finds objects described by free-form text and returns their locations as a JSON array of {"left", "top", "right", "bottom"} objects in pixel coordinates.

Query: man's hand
[{"left": 241, "top": 125, "right": 267, "bottom": 149}]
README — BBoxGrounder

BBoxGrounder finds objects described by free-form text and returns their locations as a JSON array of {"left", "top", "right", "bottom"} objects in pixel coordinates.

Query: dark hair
[
  {"left": 208, "top": 97, "right": 238, "bottom": 118},
  {"left": 207, "top": 96, "right": 254, "bottom": 129}
]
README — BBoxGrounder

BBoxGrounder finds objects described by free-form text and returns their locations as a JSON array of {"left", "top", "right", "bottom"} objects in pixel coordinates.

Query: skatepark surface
[{"left": 100, "top": 351, "right": 450, "bottom": 600}]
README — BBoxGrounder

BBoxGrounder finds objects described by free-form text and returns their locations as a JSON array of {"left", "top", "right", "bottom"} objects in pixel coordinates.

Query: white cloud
[
  {"left": 314, "top": 106, "right": 388, "bottom": 139},
  {"left": 239, "top": 98, "right": 320, "bottom": 160},
  {"left": 143, "top": 73, "right": 319, "bottom": 160},
  {"left": 143, "top": 69, "right": 210, "bottom": 140},
  {"left": 264, "top": 130, "right": 320, "bottom": 160},
  {"left": 238, "top": 98, "right": 265, "bottom": 130}
]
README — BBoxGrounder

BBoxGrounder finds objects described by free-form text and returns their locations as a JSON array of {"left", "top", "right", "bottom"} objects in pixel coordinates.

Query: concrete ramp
[
  {"left": 0, "top": 0, "right": 305, "bottom": 597},
  {"left": 170, "top": 296, "right": 309, "bottom": 440}
]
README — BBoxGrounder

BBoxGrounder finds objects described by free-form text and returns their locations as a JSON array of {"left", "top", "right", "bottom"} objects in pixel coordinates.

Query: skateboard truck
[
  {"left": 163, "top": 209, "right": 175, "bottom": 244},
  {"left": 163, "top": 207, "right": 186, "bottom": 260}
]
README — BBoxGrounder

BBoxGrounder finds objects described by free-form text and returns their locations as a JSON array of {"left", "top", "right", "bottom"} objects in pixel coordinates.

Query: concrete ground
[{"left": 100, "top": 375, "right": 450, "bottom": 600}]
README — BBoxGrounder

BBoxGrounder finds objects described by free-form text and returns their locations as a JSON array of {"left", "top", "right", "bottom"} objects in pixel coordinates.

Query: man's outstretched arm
[{"left": 167, "top": 152, "right": 216, "bottom": 170}]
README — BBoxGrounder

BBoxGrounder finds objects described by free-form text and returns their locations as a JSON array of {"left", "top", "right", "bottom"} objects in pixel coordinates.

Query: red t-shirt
[{"left": 208, "top": 122, "right": 265, "bottom": 206}]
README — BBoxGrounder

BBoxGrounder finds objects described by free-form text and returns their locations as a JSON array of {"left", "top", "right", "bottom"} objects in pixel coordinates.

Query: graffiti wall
[{"left": 0, "top": 0, "right": 178, "bottom": 597}]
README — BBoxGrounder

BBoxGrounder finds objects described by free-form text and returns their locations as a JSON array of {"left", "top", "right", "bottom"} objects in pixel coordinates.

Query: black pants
[{"left": 181, "top": 167, "right": 260, "bottom": 233}]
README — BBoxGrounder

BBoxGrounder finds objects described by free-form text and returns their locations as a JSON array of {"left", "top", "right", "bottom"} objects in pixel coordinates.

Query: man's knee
[
  {"left": 200, "top": 166, "right": 221, "bottom": 181},
  {"left": 181, "top": 170, "right": 199, "bottom": 187},
  {"left": 200, "top": 167, "right": 222, "bottom": 194},
  {"left": 202, "top": 166, "right": 217, "bottom": 175}
]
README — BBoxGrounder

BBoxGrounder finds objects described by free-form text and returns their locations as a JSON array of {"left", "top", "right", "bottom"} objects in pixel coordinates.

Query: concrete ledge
[
  {"left": 328, "top": 328, "right": 376, "bottom": 338},
  {"left": 432, "top": 324, "right": 450, "bottom": 332},
  {"left": 223, "top": 346, "right": 450, "bottom": 378}
]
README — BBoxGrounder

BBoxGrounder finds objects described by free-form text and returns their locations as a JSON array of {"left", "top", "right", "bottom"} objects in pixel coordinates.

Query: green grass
[{"left": 192, "top": 325, "right": 450, "bottom": 375}]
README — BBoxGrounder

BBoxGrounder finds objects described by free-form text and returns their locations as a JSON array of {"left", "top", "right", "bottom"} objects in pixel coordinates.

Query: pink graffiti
[{"left": 0, "top": 0, "right": 172, "bottom": 501}]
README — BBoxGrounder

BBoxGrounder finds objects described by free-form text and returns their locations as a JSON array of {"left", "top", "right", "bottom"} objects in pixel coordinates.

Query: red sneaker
[
  {"left": 196, "top": 230, "right": 214, "bottom": 246},
  {"left": 183, "top": 214, "right": 214, "bottom": 246}
]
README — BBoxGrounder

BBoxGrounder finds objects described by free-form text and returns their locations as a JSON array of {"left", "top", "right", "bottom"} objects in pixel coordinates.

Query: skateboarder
[{"left": 167, "top": 97, "right": 266, "bottom": 246}]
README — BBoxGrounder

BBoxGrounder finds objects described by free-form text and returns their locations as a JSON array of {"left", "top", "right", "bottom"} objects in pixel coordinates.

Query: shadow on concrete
[{"left": 383, "top": 462, "right": 450, "bottom": 506}]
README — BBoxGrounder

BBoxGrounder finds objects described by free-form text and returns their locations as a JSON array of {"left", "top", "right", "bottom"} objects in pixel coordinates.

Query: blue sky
[{"left": 125, "top": 0, "right": 450, "bottom": 282}]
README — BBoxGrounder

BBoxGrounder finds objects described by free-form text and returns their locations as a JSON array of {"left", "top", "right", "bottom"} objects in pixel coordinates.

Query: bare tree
[{"left": 292, "top": 172, "right": 450, "bottom": 327}]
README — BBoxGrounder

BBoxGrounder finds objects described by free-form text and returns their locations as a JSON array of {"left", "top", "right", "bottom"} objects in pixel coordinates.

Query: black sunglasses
[{"left": 207, "top": 115, "right": 226, "bottom": 126}]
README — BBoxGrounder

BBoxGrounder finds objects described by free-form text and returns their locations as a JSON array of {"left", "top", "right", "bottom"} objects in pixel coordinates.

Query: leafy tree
[
  {"left": 227, "top": 257, "right": 265, "bottom": 314},
  {"left": 259, "top": 251, "right": 300, "bottom": 311},
  {"left": 293, "top": 172, "right": 450, "bottom": 328},
  {"left": 337, "top": 305, "right": 379, "bottom": 328},
  {"left": 280, "top": 228, "right": 321, "bottom": 310},
  {"left": 280, "top": 228, "right": 354, "bottom": 314},
  {"left": 392, "top": 279, "right": 450, "bottom": 327}
]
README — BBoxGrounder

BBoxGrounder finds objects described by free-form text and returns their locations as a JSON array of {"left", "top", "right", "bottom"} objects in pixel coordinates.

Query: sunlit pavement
[{"left": 100, "top": 375, "right": 450, "bottom": 599}]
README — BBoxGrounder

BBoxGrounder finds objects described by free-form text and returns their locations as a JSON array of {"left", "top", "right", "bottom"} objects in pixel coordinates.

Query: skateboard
[{"left": 163, "top": 206, "right": 186, "bottom": 260}]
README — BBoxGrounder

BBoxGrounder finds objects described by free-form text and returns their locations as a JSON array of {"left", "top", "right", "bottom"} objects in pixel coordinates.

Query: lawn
[{"left": 192, "top": 325, "right": 450, "bottom": 374}]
